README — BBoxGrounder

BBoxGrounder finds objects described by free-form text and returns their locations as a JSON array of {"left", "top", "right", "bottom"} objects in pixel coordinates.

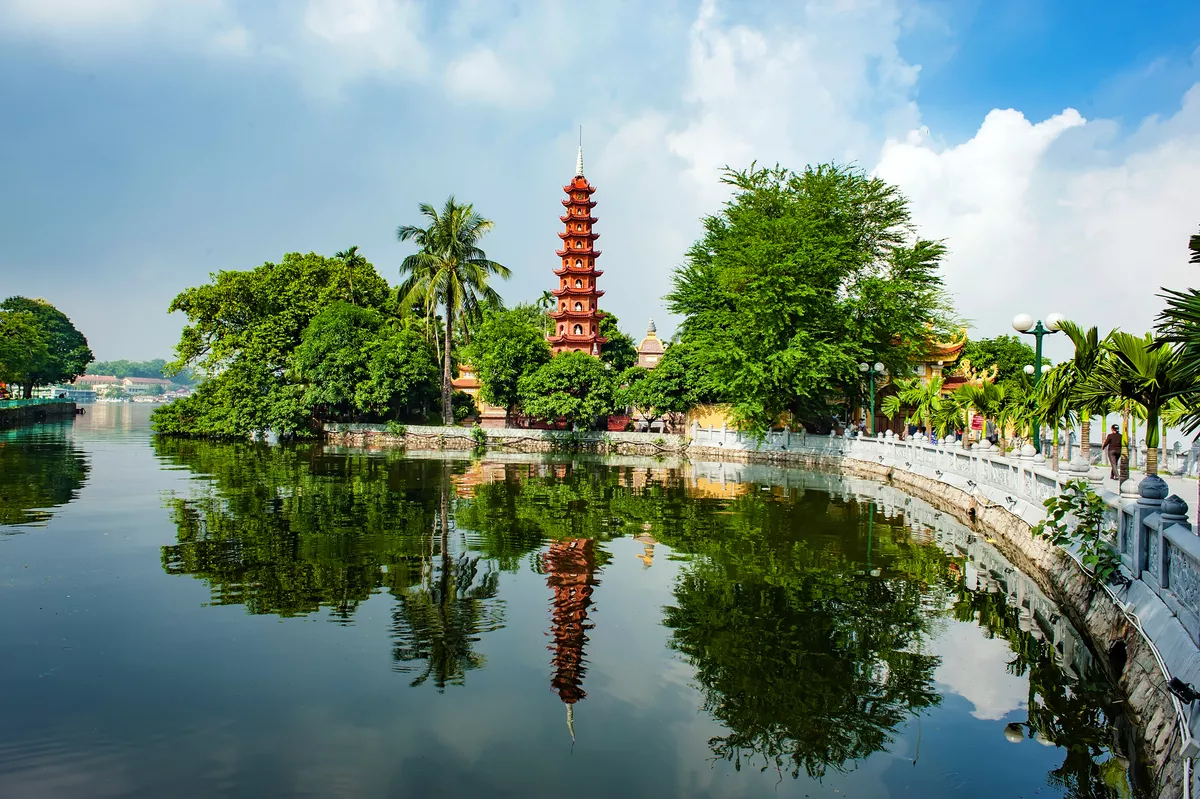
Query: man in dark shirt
[{"left": 1103, "top": 424, "right": 1123, "bottom": 479}]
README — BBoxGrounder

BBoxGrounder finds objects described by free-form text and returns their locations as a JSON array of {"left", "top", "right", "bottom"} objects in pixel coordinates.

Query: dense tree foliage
[
  {"left": 152, "top": 250, "right": 440, "bottom": 439},
  {"left": 666, "top": 164, "right": 954, "bottom": 432},
  {"left": 0, "top": 309, "right": 49, "bottom": 390},
  {"left": 518, "top": 351, "right": 616, "bottom": 429},
  {"left": 88, "top": 358, "right": 195, "bottom": 384},
  {"left": 598, "top": 312, "right": 638, "bottom": 371},
  {"left": 356, "top": 326, "right": 442, "bottom": 421},
  {"left": 0, "top": 297, "right": 93, "bottom": 397},
  {"left": 616, "top": 342, "right": 707, "bottom": 426},
  {"left": 959, "top": 335, "right": 1041, "bottom": 388},
  {"left": 291, "top": 302, "right": 385, "bottom": 417},
  {"left": 463, "top": 305, "right": 551, "bottom": 417}
]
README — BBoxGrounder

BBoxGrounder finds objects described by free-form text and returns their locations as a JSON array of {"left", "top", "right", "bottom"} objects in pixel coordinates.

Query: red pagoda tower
[{"left": 548, "top": 144, "right": 607, "bottom": 355}]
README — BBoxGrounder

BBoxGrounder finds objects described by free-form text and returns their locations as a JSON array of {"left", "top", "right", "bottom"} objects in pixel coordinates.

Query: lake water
[{"left": 0, "top": 404, "right": 1147, "bottom": 798}]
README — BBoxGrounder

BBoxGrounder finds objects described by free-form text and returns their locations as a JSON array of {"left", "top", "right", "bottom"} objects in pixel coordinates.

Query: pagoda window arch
[
  {"left": 574, "top": 241, "right": 582, "bottom": 248},
  {"left": 574, "top": 278, "right": 583, "bottom": 288},
  {"left": 573, "top": 301, "right": 583, "bottom": 311},
  {"left": 574, "top": 258, "right": 582, "bottom": 268},
  {"left": 573, "top": 324, "right": 583, "bottom": 335}
]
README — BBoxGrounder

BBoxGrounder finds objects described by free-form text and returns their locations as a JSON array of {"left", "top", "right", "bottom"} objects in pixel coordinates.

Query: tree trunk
[
  {"left": 442, "top": 300, "right": 454, "bottom": 426},
  {"left": 1146, "top": 444, "right": 1159, "bottom": 476},
  {"left": 23, "top": 383, "right": 32, "bottom": 399},
  {"left": 1080, "top": 417, "right": 1091, "bottom": 462}
]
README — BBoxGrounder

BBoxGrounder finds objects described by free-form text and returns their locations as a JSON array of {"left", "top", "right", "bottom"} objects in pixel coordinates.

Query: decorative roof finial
[
  {"left": 647, "top": 318, "right": 656, "bottom": 335},
  {"left": 575, "top": 126, "right": 584, "bottom": 177}
]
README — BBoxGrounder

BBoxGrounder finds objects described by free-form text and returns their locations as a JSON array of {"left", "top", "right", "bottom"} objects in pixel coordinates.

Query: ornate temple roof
[{"left": 924, "top": 326, "right": 967, "bottom": 361}]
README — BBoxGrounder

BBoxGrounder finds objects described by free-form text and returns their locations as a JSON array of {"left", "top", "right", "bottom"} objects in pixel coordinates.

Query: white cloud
[
  {"left": 445, "top": 47, "right": 551, "bottom": 107},
  {"left": 930, "top": 620, "right": 1028, "bottom": 720},
  {"left": 0, "top": 0, "right": 245, "bottom": 55},
  {"left": 876, "top": 92, "right": 1200, "bottom": 357},
  {"left": 300, "top": 0, "right": 428, "bottom": 84}
]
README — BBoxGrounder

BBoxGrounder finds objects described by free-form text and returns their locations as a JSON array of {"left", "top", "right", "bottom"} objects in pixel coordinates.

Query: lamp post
[
  {"left": 1012, "top": 313, "right": 1065, "bottom": 453},
  {"left": 858, "top": 361, "right": 886, "bottom": 435}
]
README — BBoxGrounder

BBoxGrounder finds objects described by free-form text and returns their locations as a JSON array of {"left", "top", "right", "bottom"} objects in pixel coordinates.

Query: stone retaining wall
[{"left": 0, "top": 401, "right": 77, "bottom": 429}]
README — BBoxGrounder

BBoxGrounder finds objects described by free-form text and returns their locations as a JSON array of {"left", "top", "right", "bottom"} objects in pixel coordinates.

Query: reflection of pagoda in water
[{"left": 544, "top": 538, "right": 600, "bottom": 736}]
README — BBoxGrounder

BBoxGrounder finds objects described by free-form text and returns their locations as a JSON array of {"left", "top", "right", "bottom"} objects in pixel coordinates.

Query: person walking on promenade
[{"left": 1103, "top": 424, "right": 1122, "bottom": 480}]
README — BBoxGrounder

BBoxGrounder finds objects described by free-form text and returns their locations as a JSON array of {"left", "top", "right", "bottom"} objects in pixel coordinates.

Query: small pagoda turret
[{"left": 548, "top": 144, "right": 607, "bottom": 356}]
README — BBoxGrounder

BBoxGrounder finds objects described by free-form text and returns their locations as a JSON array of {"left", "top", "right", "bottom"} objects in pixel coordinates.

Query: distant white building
[{"left": 121, "top": 377, "right": 173, "bottom": 396}]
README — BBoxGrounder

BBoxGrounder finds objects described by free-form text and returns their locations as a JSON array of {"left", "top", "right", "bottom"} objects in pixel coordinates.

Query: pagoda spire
[{"left": 575, "top": 126, "right": 584, "bottom": 176}]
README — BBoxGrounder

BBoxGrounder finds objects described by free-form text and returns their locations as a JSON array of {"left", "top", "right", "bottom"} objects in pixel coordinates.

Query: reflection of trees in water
[
  {"left": 155, "top": 441, "right": 506, "bottom": 687},
  {"left": 391, "top": 465, "right": 505, "bottom": 690},
  {"left": 153, "top": 441, "right": 1141, "bottom": 791},
  {"left": 955, "top": 587, "right": 1146, "bottom": 798},
  {"left": 0, "top": 426, "right": 89, "bottom": 527},
  {"left": 663, "top": 500, "right": 945, "bottom": 779}
]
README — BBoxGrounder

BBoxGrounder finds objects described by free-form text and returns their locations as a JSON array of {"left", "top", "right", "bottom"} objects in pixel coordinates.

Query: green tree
[
  {"left": 880, "top": 376, "right": 945, "bottom": 433},
  {"left": 0, "top": 310, "right": 49, "bottom": 391},
  {"left": 333, "top": 245, "right": 369, "bottom": 306},
  {"left": 89, "top": 358, "right": 197, "bottom": 384},
  {"left": 397, "top": 197, "right": 510, "bottom": 425},
  {"left": 618, "top": 353, "right": 694, "bottom": 429},
  {"left": 954, "top": 380, "right": 1005, "bottom": 444},
  {"left": 463, "top": 306, "right": 552, "bottom": 420},
  {"left": 1156, "top": 225, "right": 1200, "bottom": 432},
  {"left": 291, "top": 302, "right": 383, "bottom": 419},
  {"left": 598, "top": 312, "right": 638, "bottom": 371},
  {"left": 666, "top": 164, "right": 955, "bottom": 433},
  {"left": 0, "top": 297, "right": 94, "bottom": 397},
  {"left": 1080, "top": 332, "right": 1191, "bottom": 476},
  {"left": 959, "top": 335, "right": 1042, "bottom": 387},
  {"left": 1056, "top": 322, "right": 1106, "bottom": 461},
  {"left": 354, "top": 325, "right": 441, "bottom": 421},
  {"left": 518, "top": 351, "right": 616, "bottom": 429},
  {"left": 153, "top": 251, "right": 391, "bottom": 439}
]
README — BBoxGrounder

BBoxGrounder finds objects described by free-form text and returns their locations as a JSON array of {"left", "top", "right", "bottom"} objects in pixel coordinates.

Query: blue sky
[{"left": 1, "top": 0, "right": 1198, "bottom": 362}]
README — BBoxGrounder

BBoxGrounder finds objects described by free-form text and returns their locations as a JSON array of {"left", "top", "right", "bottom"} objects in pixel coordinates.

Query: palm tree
[
  {"left": 1036, "top": 365, "right": 1079, "bottom": 470},
  {"left": 398, "top": 197, "right": 510, "bottom": 425},
  {"left": 954, "top": 381, "right": 1005, "bottom": 447},
  {"left": 880, "top": 376, "right": 945, "bottom": 434},
  {"left": 538, "top": 290, "right": 555, "bottom": 311},
  {"left": 1155, "top": 225, "right": 1200, "bottom": 519},
  {"left": 1079, "top": 332, "right": 1189, "bottom": 477},
  {"left": 333, "top": 245, "right": 368, "bottom": 306},
  {"left": 1055, "top": 321, "right": 1105, "bottom": 461}
]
